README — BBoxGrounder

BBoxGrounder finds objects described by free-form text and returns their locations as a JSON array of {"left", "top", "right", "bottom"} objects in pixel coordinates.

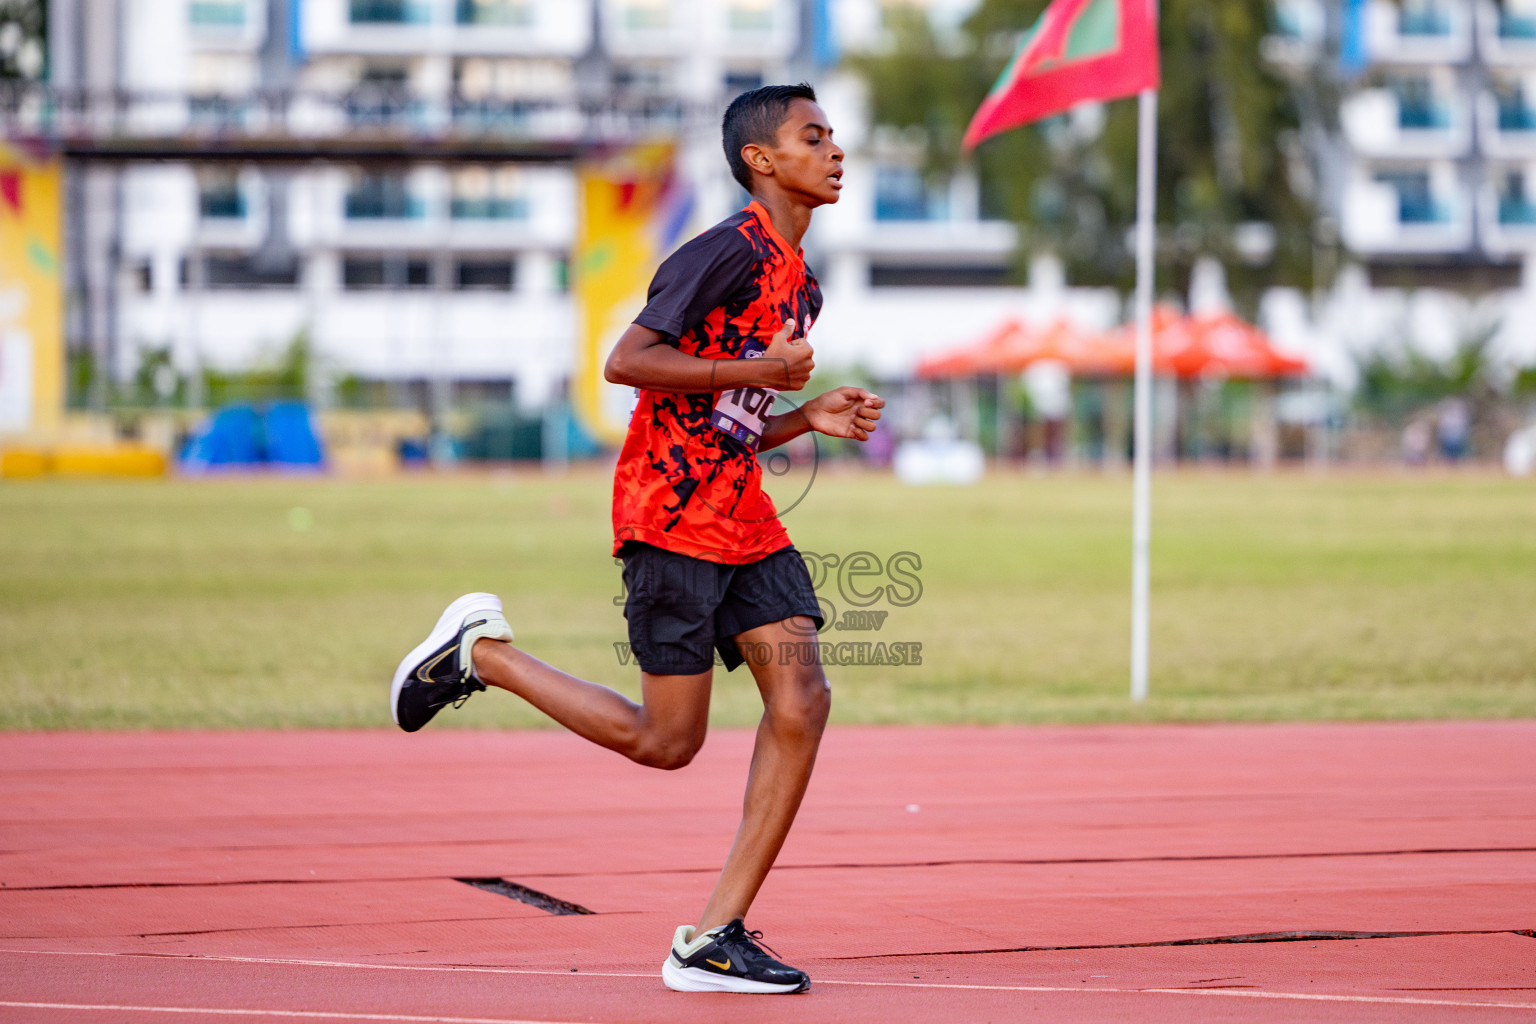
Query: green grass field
[{"left": 2, "top": 468, "right": 1534, "bottom": 730}]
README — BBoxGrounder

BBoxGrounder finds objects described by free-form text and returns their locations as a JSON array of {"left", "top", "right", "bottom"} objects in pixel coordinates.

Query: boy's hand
[
  {"left": 800, "top": 387, "right": 884, "bottom": 441},
  {"left": 763, "top": 319, "right": 814, "bottom": 391}
]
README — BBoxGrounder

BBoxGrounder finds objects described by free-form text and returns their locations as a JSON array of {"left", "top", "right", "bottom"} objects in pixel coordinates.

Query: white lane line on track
[
  {"left": 2, "top": 949, "right": 1534, "bottom": 1013},
  {"left": 0, "top": 1003, "right": 584, "bottom": 1024}
]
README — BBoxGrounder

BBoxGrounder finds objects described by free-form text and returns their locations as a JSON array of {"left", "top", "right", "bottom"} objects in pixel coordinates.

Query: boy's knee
[
  {"left": 771, "top": 671, "right": 830, "bottom": 736},
  {"left": 630, "top": 730, "right": 704, "bottom": 771},
  {"left": 805, "top": 675, "right": 831, "bottom": 724}
]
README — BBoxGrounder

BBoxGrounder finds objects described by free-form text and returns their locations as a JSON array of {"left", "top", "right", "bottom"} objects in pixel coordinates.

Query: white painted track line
[
  {"left": 0, "top": 1004, "right": 585, "bottom": 1024},
  {"left": 3, "top": 949, "right": 1535, "bottom": 1013}
]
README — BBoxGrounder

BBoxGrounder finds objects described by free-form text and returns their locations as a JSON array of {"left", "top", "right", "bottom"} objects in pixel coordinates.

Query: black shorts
[{"left": 619, "top": 542, "right": 824, "bottom": 675}]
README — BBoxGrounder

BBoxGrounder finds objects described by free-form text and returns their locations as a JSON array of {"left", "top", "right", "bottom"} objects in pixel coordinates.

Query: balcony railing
[
  {"left": 1478, "top": 181, "right": 1536, "bottom": 252},
  {"left": 728, "top": 4, "right": 776, "bottom": 32},
  {"left": 189, "top": 1, "right": 246, "bottom": 27},
  {"left": 0, "top": 84, "right": 716, "bottom": 156},
  {"left": 1399, "top": 6, "right": 1453, "bottom": 35},
  {"left": 456, "top": 0, "right": 533, "bottom": 25},
  {"left": 1496, "top": 97, "right": 1536, "bottom": 130},
  {"left": 450, "top": 197, "right": 529, "bottom": 219},
  {"left": 199, "top": 190, "right": 247, "bottom": 219},
  {"left": 1398, "top": 194, "right": 1452, "bottom": 223},
  {"left": 342, "top": 89, "right": 429, "bottom": 129},
  {"left": 621, "top": 2, "right": 670, "bottom": 30},
  {"left": 349, "top": 0, "right": 432, "bottom": 24},
  {"left": 1398, "top": 100, "right": 1453, "bottom": 129},
  {"left": 344, "top": 182, "right": 426, "bottom": 219},
  {"left": 1499, "top": 9, "right": 1536, "bottom": 36},
  {"left": 1375, "top": 171, "right": 1455, "bottom": 224},
  {"left": 1368, "top": 0, "right": 1472, "bottom": 60},
  {"left": 1498, "top": 196, "right": 1536, "bottom": 222},
  {"left": 1341, "top": 87, "right": 1470, "bottom": 158}
]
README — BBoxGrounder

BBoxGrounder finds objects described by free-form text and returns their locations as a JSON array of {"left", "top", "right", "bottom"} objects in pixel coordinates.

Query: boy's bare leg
[
  {"left": 472, "top": 640, "right": 712, "bottom": 771},
  {"left": 696, "top": 615, "right": 829, "bottom": 932}
]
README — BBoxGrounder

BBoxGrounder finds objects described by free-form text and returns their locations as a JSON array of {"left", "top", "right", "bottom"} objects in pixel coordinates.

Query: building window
[
  {"left": 622, "top": 0, "right": 670, "bottom": 30},
  {"left": 190, "top": 95, "right": 248, "bottom": 130},
  {"left": 1495, "top": 81, "right": 1536, "bottom": 131},
  {"left": 346, "top": 65, "right": 415, "bottom": 127},
  {"left": 183, "top": 254, "right": 300, "bottom": 290},
  {"left": 450, "top": 166, "right": 528, "bottom": 220},
  {"left": 1398, "top": 0, "right": 1451, "bottom": 36},
  {"left": 1499, "top": 172, "right": 1536, "bottom": 224},
  {"left": 198, "top": 172, "right": 246, "bottom": 219},
  {"left": 1273, "top": 0, "right": 1303, "bottom": 39},
  {"left": 613, "top": 62, "right": 675, "bottom": 93},
  {"left": 728, "top": 0, "right": 775, "bottom": 32},
  {"left": 344, "top": 174, "right": 424, "bottom": 219},
  {"left": 456, "top": 0, "right": 532, "bottom": 26},
  {"left": 457, "top": 57, "right": 572, "bottom": 100},
  {"left": 1498, "top": 0, "right": 1536, "bottom": 39},
  {"left": 724, "top": 70, "right": 763, "bottom": 96},
  {"left": 342, "top": 255, "right": 433, "bottom": 289},
  {"left": 1374, "top": 171, "right": 1445, "bottom": 224},
  {"left": 350, "top": 0, "right": 432, "bottom": 24},
  {"left": 1390, "top": 77, "right": 1449, "bottom": 130},
  {"left": 870, "top": 264, "right": 1011, "bottom": 288},
  {"left": 456, "top": 260, "right": 515, "bottom": 290},
  {"left": 189, "top": 1, "right": 246, "bottom": 27},
  {"left": 874, "top": 166, "right": 933, "bottom": 222}
]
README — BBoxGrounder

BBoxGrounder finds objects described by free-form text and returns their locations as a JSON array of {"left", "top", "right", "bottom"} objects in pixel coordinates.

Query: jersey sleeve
[{"left": 633, "top": 225, "right": 757, "bottom": 342}]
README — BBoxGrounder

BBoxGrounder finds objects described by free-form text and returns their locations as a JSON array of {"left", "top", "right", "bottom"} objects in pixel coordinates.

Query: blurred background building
[
  {"left": 3, "top": 0, "right": 1536, "bottom": 469},
  {"left": 43, "top": 0, "right": 817, "bottom": 421}
]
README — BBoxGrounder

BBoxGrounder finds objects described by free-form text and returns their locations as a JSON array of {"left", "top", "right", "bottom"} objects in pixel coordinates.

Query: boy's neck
[{"left": 750, "top": 190, "right": 813, "bottom": 251}]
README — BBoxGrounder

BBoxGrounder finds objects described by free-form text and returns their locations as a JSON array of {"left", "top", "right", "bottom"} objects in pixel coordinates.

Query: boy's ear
[{"left": 740, "top": 142, "right": 774, "bottom": 179}]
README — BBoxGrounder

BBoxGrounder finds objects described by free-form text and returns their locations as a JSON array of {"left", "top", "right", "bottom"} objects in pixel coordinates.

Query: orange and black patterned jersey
[{"left": 612, "top": 200, "right": 823, "bottom": 564}]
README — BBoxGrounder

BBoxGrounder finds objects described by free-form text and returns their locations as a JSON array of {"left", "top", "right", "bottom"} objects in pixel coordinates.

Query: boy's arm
[
  {"left": 605, "top": 322, "right": 814, "bottom": 393},
  {"left": 760, "top": 386, "right": 884, "bottom": 451}
]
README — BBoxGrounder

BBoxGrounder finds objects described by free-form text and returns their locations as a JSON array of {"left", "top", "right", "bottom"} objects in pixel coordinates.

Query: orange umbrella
[
  {"left": 915, "top": 317, "right": 1024, "bottom": 379},
  {"left": 917, "top": 317, "right": 1111, "bottom": 378},
  {"left": 994, "top": 318, "right": 1111, "bottom": 373},
  {"left": 1100, "top": 305, "right": 1195, "bottom": 376},
  {"left": 1175, "top": 312, "right": 1309, "bottom": 378},
  {"left": 1100, "top": 307, "right": 1308, "bottom": 379}
]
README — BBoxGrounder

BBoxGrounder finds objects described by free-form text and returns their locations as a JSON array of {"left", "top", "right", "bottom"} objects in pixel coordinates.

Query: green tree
[
  {"left": 1353, "top": 322, "right": 1501, "bottom": 423},
  {"left": 0, "top": 0, "right": 45, "bottom": 81},
  {"left": 847, "top": 0, "right": 1318, "bottom": 314}
]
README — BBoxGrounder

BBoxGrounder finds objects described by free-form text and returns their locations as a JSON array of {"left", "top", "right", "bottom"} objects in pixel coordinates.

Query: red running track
[{"left": 1, "top": 722, "right": 1533, "bottom": 1022}]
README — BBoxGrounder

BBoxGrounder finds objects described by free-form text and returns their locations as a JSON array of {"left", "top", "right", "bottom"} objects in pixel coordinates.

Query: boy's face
[{"left": 756, "top": 99, "right": 844, "bottom": 206}]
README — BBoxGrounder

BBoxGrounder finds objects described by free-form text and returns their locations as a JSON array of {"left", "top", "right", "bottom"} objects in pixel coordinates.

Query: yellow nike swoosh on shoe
[
  {"left": 417, "top": 646, "right": 455, "bottom": 682},
  {"left": 705, "top": 958, "right": 732, "bottom": 970}
]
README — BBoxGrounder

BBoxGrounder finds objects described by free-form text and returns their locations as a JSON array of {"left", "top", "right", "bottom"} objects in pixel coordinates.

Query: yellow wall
[
  {"left": 0, "top": 142, "right": 64, "bottom": 439},
  {"left": 572, "top": 144, "right": 684, "bottom": 446}
]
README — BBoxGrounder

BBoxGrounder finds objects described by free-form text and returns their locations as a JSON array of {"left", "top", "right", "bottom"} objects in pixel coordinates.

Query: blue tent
[
  {"left": 179, "top": 402, "right": 325, "bottom": 472},
  {"left": 264, "top": 402, "right": 325, "bottom": 468},
  {"left": 180, "top": 404, "right": 264, "bottom": 471}
]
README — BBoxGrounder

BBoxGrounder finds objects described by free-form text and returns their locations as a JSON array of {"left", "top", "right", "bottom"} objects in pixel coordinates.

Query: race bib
[{"left": 711, "top": 340, "right": 777, "bottom": 451}]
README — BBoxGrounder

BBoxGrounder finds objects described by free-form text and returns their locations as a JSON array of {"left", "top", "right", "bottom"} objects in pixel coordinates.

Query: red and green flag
[{"left": 962, "top": 0, "right": 1160, "bottom": 151}]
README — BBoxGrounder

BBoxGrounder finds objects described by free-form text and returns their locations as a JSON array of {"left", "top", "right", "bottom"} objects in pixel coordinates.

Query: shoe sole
[
  {"left": 661, "top": 958, "right": 808, "bottom": 994},
  {"left": 390, "top": 592, "right": 503, "bottom": 728}
]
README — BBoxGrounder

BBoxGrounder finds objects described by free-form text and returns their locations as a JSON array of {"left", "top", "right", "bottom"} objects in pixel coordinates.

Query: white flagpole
[{"left": 1130, "top": 86, "right": 1158, "bottom": 702}]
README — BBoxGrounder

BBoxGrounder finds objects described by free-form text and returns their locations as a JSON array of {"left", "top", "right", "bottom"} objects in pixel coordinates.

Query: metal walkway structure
[{"left": 0, "top": 84, "right": 704, "bottom": 163}]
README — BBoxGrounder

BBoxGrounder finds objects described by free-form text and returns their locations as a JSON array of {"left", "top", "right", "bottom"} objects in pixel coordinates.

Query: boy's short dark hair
[{"left": 722, "top": 83, "right": 818, "bottom": 192}]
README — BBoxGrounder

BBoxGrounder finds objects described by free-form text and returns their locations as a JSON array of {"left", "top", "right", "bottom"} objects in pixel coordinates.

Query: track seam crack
[
  {"left": 454, "top": 878, "right": 594, "bottom": 916},
  {"left": 6, "top": 844, "right": 1532, "bottom": 891},
  {"left": 833, "top": 928, "right": 1536, "bottom": 959}
]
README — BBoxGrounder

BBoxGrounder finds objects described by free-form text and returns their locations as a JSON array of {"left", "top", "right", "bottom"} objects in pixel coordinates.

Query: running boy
[{"left": 389, "top": 84, "right": 882, "bottom": 994}]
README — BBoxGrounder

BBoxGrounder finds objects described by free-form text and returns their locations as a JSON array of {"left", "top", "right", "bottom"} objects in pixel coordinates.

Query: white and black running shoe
[
  {"left": 390, "top": 593, "right": 513, "bottom": 732},
  {"left": 661, "top": 919, "right": 810, "bottom": 994}
]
